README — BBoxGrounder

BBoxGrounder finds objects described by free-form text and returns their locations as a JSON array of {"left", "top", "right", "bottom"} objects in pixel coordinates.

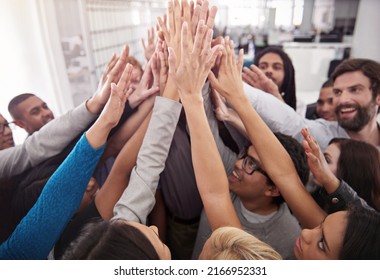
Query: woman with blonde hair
[{"left": 200, "top": 227, "right": 281, "bottom": 260}]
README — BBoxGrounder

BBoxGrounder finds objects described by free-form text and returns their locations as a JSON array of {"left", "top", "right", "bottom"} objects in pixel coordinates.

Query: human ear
[{"left": 264, "top": 184, "right": 280, "bottom": 198}]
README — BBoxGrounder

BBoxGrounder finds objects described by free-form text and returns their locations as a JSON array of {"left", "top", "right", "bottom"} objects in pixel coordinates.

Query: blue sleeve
[{"left": 0, "top": 133, "right": 105, "bottom": 260}]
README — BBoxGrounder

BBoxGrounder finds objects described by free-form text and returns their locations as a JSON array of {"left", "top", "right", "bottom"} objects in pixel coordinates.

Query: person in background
[
  {"left": 243, "top": 46, "right": 298, "bottom": 112},
  {"left": 306, "top": 79, "right": 336, "bottom": 121},
  {"left": 8, "top": 93, "right": 54, "bottom": 135}
]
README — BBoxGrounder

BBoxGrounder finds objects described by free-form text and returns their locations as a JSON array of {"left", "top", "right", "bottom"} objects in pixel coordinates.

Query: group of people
[{"left": 0, "top": 0, "right": 379, "bottom": 260}]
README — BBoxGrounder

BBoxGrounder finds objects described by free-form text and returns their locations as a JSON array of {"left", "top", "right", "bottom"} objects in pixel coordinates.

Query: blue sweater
[{"left": 0, "top": 134, "right": 104, "bottom": 260}]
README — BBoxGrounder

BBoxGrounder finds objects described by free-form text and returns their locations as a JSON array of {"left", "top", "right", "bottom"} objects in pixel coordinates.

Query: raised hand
[
  {"left": 301, "top": 128, "right": 340, "bottom": 192},
  {"left": 86, "top": 63, "right": 133, "bottom": 148},
  {"left": 157, "top": 40, "right": 169, "bottom": 95},
  {"left": 168, "top": 20, "right": 222, "bottom": 100},
  {"left": 242, "top": 64, "right": 284, "bottom": 102},
  {"left": 211, "top": 88, "right": 231, "bottom": 122},
  {"left": 208, "top": 37, "right": 245, "bottom": 105},
  {"left": 157, "top": 0, "right": 182, "bottom": 66},
  {"left": 141, "top": 27, "right": 156, "bottom": 62},
  {"left": 128, "top": 54, "right": 160, "bottom": 109},
  {"left": 87, "top": 45, "right": 129, "bottom": 114}
]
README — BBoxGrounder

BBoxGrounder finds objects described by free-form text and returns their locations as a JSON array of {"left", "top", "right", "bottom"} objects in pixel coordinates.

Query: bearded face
[{"left": 335, "top": 98, "right": 378, "bottom": 131}]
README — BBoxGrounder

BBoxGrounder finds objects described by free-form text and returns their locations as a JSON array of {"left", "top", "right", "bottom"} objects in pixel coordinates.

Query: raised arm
[
  {"left": 0, "top": 45, "right": 130, "bottom": 179},
  {"left": 0, "top": 62, "right": 132, "bottom": 260},
  {"left": 168, "top": 20, "right": 240, "bottom": 230},
  {"left": 208, "top": 38, "right": 325, "bottom": 229}
]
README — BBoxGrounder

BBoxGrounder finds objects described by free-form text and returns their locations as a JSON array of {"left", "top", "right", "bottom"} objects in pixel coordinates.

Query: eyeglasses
[
  {"left": 237, "top": 147, "right": 268, "bottom": 177},
  {"left": 0, "top": 122, "right": 16, "bottom": 134}
]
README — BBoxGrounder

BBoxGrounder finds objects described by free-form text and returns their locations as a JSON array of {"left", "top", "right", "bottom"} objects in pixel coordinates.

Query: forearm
[
  {"left": 0, "top": 135, "right": 104, "bottom": 259},
  {"left": 96, "top": 112, "right": 152, "bottom": 221},
  {"left": 232, "top": 94, "right": 325, "bottom": 228},
  {"left": 0, "top": 102, "right": 97, "bottom": 179},
  {"left": 182, "top": 96, "right": 240, "bottom": 230},
  {"left": 112, "top": 96, "right": 182, "bottom": 224}
]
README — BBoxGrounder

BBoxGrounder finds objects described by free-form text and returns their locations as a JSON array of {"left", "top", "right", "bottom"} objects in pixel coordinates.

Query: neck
[
  {"left": 240, "top": 197, "right": 279, "bottom": 215},
  {"left": 346, "top": 117, "right": 380, "bottom": 148}
]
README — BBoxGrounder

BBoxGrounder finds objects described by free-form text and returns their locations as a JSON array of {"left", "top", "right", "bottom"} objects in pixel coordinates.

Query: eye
[{"left": 318, "top": 237, "right": 325, "bottom": 251}]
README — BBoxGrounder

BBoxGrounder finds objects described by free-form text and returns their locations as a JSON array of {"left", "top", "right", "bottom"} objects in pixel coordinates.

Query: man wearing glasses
[
  {"left": 192, "top": 132, "right": 309, "bottom": 260},
  {"left": 0, "top": 114, "right": 15, "bottom": 150}
]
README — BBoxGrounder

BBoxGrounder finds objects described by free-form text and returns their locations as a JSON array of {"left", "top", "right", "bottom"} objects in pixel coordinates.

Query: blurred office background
[{"left": 0, "top": 0, "right": 379, "bottom": 144}]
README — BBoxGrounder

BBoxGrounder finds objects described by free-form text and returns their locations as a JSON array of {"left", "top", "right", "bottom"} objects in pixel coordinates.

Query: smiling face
[
  {"left": 294, "top": 211, "right": 348, "bottom": 260},
  {"left": 126, "top": 221, "right": 171, "bottom": 260},
  {"left": 228, "top": 146, "right": 272, "bottom": 202},
  {"left": 13, "top": 96, "right": 54, "bottom": 134},
  {"left": 317, "top": 86, "right": 336, "bottom": 121},
  {"left": 258, "top": 52, "right": 285, "bottom": 89},
  {"left": 333, "top": 71, "right": 380, "bottom": 132}
]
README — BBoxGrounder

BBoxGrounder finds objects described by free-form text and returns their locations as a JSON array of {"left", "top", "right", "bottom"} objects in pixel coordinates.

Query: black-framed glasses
[
  {"left": 237, "top": 147, "right": 268, "bottom": 177},
  {"left": 0, "top": 122, "right": 16, "bottom": 134}
]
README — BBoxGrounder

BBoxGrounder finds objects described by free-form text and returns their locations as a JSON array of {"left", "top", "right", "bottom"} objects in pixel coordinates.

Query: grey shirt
[
  {"left": 112, "top": 96, "right": 182, "bottom": 224},
  {"left": 0, "top": 101, "right": 97, "bottom": 179},
  {"left": 192, "top": 193, "right": 301, "bottom": 260}
]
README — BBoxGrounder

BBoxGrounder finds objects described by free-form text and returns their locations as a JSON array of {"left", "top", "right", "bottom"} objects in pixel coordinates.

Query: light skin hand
[
  {"left": 242, "top": 64, "right": 284, "bottom": 102},
  {"left": 157, "top": 40, "right": 169, "bottom": 95},
  {"left": 211, "top": 88, "right": 231, "bottom": 122},
  {"left": 141, "top": 27, "right": 156, "bottom": 62},
  {"left": 157, "top": 1, "right": 182, "bottom": 67},
  {"left": 86, "top": 63, "right": 133, "bottom": 149},
  {"left": 301, "top": 128, "right": 340, "bottom": 193},
  {"left": 87, "top": 45, "right": 129, "bottom": 114},
  {"left": 168, "top": 21, "right": 222, "bottom": 100},
  {"left": 208, "top": 37, "right": 245, "bottom": 105},
  {"left": 128, "top": 55, "right": 160, "bottom": 109}
]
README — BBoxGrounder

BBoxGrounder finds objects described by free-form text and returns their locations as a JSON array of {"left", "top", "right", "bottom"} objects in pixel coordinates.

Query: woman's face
[
  {"left": 127, "top": 221, "right": 171, "bottom": 260},
  {"left": 324, "top": 143, "right": 341, "bottom": 175},
  {"left": 294, "top": 211, "right": 348, "bottom": 260},
  {"left": 258, "top": 52, "right": 285, "bottom": 89}
]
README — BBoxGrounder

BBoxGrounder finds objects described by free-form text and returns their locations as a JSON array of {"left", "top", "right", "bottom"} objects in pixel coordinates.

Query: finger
[
  {"left": 181, "top": 22, "right": 190, "bottom": 62},
  {"left": 191, "top": 5, "right": 201, "bottom": 36},
  {"left": 108, "top": 45, "right": 129, "bottom": 82},
  {"left": 206, "top": 5, "right": 217, "bottom": 30},
  {"left": 200, "top": 28, "right": 213, "bottom": 58},
  {"left": 182, "top": 0, "right": 191, "bottom": 24},
  {"left": 199, "top": 0, "right": 208, "bottom": 22},
  {"left": 237, "top": 48, "right": 244, "bottom": 71},
  {"left": 117, "top": 63, "right": 133, "bottom": 90},
  {"left": 174, "top": 0, "right": 181, "bottom": 33},
  {"left": 157, "top": 16, "right": 170, "bottom": 43},
  {"left": 141, "top": 38, "right": 146, "bottom": 50},
  {"left": 192, "top": 20, "right": 206, "bottom": 57},
  {"left": 168, "top": 47, "right": 177, "bottom": 77},
  {"left": 190, "top": 0, "right": 195, "bottom": 18},
  {"left": 205, "top": 43, "right": 223, "bottom": 71},
  {"left": 101, "top": 53, "right": 117, "bottom": 83},
  {"left": 208, "top": 71, "right": 221, "bottom": 92},
  {"left": 167, "top": 1, "right": 175, "bottom": 34},
  {"left": 250, "top": 64, "right": 267, "bottom": 81}
]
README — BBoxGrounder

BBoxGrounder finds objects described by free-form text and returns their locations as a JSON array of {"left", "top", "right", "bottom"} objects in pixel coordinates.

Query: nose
[
  {"left": 150, "top": 225, "right": 159, "bottom": 235},
  {"left": 234, "top": 157, "right": 243, "bottom": 170},
  {"left": 300, "top": 228, "right": 315, "bottom": 245}
]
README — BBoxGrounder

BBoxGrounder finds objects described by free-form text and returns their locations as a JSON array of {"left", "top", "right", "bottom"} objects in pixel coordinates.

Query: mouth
[
  {"left": 295, "top": 236, "right": 302, "bottom": 254},
  {"left": 338, "top": 106, "right": 357, "bottom": 119},
  {"left": 228, "top": 170, "right": 241, "bottom": 183}
]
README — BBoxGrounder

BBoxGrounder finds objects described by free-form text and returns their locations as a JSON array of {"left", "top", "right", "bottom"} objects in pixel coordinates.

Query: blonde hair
[{"left": 204, "top": 227, "right": 282, "bottom": 260}]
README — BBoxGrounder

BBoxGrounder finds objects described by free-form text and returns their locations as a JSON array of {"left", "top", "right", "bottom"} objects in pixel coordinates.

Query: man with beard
[{"left": 225, "top": 58, "right": 380, "bottom": 150}]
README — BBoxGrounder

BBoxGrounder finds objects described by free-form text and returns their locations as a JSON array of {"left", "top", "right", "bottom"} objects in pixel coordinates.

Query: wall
[{"left": 351, "top": 0, "right": 380, "bottom": 61}]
